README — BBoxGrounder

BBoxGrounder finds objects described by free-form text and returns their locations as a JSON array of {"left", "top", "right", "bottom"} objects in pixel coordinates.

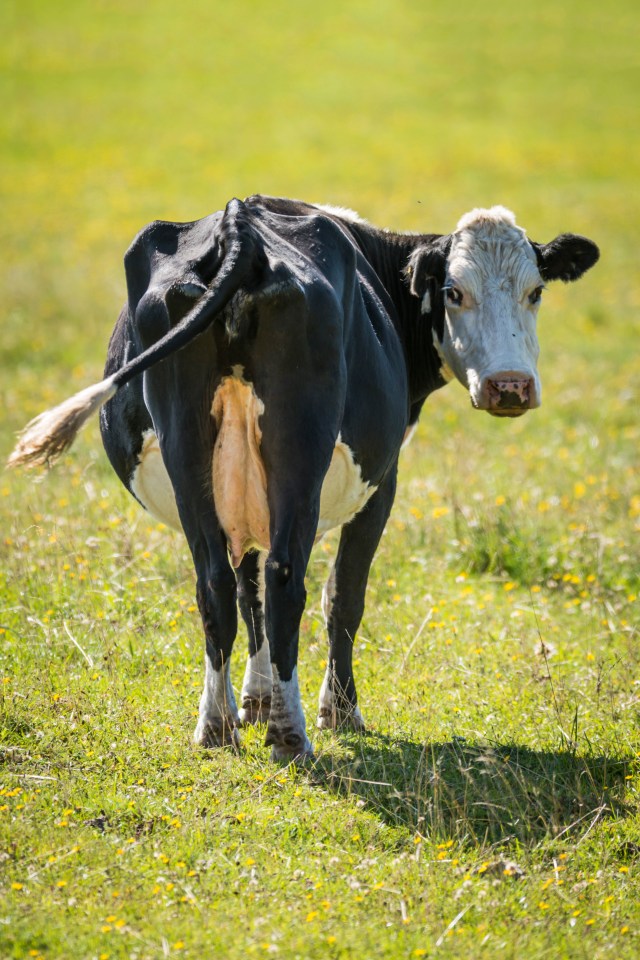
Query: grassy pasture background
[{"left": 1, "top": 0, "right": 639, "bottom": 957}]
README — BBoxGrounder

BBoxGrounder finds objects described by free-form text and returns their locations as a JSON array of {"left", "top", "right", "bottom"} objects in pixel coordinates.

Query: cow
[{"left": 8, "top": 195, "right": 599, "bottom": 761}]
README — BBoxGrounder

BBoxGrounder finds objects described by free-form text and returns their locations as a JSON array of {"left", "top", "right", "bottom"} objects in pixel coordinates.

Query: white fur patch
[
  {"left": 313, "top": 203, "right": 368, "bottom": 225},
  {"left": 268, "top": 666, "right": 312, "bottom": 758},
  {"left": 316, "top": 436, "right": 377, "bottom": 540},
  {"left": 130, "top": 429, "right": 182, "bottom": 530},
  {"left": 455, "top": 205, "right": 518, "bottom": 232},
  {"left": 321, "top": 565, "right": 337, "bottom": 625},
  {"left": 194, "top": 656, "right": 240, "bottom": 746},
  {"left": 241, "top": 640, "right": 272, "bottom": 705},
  {"left": 317, "top": 666, "right": 365, "bottom": 731},
  {"left": 240, "top": 555, "right": 272, "bottom": 709}
]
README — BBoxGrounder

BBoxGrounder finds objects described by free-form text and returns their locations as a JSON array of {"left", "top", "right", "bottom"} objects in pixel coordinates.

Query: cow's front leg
[
  {"left": 318, "top": 470, "right": 397, "bottom": 731},
  {"left": 237, "top": 551, "right": 272, "bottom": 725}
]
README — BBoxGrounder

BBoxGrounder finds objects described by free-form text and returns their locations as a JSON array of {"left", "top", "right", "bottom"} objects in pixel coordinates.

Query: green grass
[{"left": 1, "top": 0, "right": 639, "bottom": 957}]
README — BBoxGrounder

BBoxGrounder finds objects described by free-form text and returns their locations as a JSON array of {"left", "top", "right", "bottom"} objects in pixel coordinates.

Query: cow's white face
[
  {"left": 408, "top": 207, "right": 599, "bottom": 417},
  {"left": 437, "top": 208, "right": 543, "bottom": 416}
]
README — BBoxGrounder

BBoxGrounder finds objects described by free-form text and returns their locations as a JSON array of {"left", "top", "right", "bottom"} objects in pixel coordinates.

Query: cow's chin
[
  {"left": 469, "top": 397, "right": 530, "bottom": 418},
  {"left": 487, "top": 408, "right": 528, "bottom": 418}
]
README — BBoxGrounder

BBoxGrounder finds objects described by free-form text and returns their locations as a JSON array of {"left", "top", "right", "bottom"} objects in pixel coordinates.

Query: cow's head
[{"left": 407, "top": 207, "right": 599, "bottom": 416}]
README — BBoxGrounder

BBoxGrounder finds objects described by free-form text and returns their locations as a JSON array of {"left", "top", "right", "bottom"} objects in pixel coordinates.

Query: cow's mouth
[{"left": 487, "top": 408, "right": 528, "bottom": 418}]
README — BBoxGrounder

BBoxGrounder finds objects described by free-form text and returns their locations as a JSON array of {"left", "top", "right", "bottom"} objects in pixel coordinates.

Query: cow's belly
[
  {"left": 129, "top": 375, "right": 376, "bottom": 562},
  {"left": 130, "top": 430, "right": 182, "bottom": 531}
]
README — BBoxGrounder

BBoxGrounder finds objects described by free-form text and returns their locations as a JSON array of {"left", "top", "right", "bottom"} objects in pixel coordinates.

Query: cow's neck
[{"left": 344, "top": 221, "right": 448, "bottom": 414}]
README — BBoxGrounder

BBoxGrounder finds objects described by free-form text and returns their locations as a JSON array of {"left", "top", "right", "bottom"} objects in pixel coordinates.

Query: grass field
[{"left": 1, "top": 1, "right": 639, "bottom": 957}]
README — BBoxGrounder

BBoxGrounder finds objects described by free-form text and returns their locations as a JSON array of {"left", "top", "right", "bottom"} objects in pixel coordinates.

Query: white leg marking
[
  {"left": 317, "top": 663, "right": 365, "bottom": 731},
  {"left": 194, "top": 656, "right": 240, "bottom": 749},
  {"left": 239, "top": 640, "right": 272, "bottom": 724},
  {"left": 238, "top": 554, "right": 271, "bottom": 724},
  {"left": 321, "top": 565, "right": 336, "bottom": 625},
  {"left": 267, "top": 666, "right": 313, "bottom": 762}
]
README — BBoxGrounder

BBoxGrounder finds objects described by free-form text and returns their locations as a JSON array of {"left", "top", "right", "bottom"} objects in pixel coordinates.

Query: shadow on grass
[{"left": 312, "top": 732, "right": 632, "bottom": 846}]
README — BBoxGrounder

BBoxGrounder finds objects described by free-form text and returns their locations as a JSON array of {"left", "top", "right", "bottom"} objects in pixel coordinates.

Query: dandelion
[
  {"left": 11, "top": 882, "right": 24, "bottom": 890},
  {"left": 172, "top": 943, "right": 185, "bottom": 951}
]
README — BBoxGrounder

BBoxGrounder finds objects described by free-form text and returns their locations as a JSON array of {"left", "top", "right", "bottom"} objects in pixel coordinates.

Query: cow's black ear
[
  {"left": 406, "top": 235, "right": 451, "bottom": 298},
  {"left": 531, "top": 234, "right": 599, "bottom": 283}
]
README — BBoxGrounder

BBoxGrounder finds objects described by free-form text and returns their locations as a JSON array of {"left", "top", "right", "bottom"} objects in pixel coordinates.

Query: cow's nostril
[{"left": 488, "top": 379, "right": 531, "bottom": 409}]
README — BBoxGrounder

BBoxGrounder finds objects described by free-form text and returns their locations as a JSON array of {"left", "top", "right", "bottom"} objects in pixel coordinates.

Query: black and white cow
[{"left": 9, "top": 195, "right": 599, "bottom": 761}]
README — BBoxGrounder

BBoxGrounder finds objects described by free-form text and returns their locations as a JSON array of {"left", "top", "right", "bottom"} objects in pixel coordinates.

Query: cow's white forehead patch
[
  {"left": 449, "top": 206, "right": 540, "bottom": 298},
  {"left": 455, "top": 205, "right": 518, "bottom": 232}
]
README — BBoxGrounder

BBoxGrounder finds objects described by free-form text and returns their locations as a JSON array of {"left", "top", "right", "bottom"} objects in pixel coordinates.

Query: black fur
[{"left": 531, "top": 234, "right": 600, "bottom": 283}]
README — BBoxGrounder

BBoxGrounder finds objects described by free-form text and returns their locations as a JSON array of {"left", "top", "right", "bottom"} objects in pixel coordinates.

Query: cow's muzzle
[{"left": 479, "top": 373, "right": 537, "bottom": 417}]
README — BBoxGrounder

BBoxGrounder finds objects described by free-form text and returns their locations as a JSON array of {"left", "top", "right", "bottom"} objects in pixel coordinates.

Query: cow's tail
[{"left": 8, "top": 198, "right": 261, "bottom": 469}]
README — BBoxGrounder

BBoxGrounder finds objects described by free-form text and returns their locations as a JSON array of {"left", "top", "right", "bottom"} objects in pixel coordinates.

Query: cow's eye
[
  {"left": 445, "top": 286, "right": 463, "bottom": 307},
  {"left": 528, "top": 285, "right": 544, "bottom": 306}
]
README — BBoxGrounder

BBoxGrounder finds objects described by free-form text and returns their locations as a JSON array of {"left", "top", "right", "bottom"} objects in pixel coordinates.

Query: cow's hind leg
[
  {"left": 263, "top": 504, "right": 318, "bottom": 762},
  {"left": 318, "top": 469, "right": 397, "bottom": 731},
  {"left": 193, "top": 545, "right": 240, "bottom": 749},
  {"left": 237, "top": 551, "right": 272, "bottom": 724},
  {"left": 143, "top": 358, "right": 240, "bottom": 749}
]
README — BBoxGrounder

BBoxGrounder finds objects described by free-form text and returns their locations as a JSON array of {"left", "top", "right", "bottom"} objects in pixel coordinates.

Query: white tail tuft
[{"left": 7, "top": 375, "right": 118, "bottom": 469}]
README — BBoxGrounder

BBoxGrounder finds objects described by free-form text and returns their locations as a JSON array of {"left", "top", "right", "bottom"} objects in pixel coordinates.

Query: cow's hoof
[
  {"left": 269, "top": 742, "right": 315, "bottom": 765},
  {"left": 239, "top": 696, "right": 272, "bottom": 726},
  {"left": 316, "top": 705, "right": 366, "bottom": 732},
  {"left": 194, "top": 718, "right": 240, "bottom": 750},
  {"left": 265, "top": 727, "right": 314, "bottom": 764}
]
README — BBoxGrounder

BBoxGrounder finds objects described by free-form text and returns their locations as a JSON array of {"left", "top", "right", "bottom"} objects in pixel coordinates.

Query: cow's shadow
[{"left": 310, "top": 731, "right": 632, "bottom": 846}]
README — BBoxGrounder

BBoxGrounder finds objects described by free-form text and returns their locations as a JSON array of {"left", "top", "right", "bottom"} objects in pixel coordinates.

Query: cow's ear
[
  {"left": 531, "top": 234, "right": 599, "bottom": 283},
  {"left": 406, "top": 235, "right": 451, "bottom": 299}
]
